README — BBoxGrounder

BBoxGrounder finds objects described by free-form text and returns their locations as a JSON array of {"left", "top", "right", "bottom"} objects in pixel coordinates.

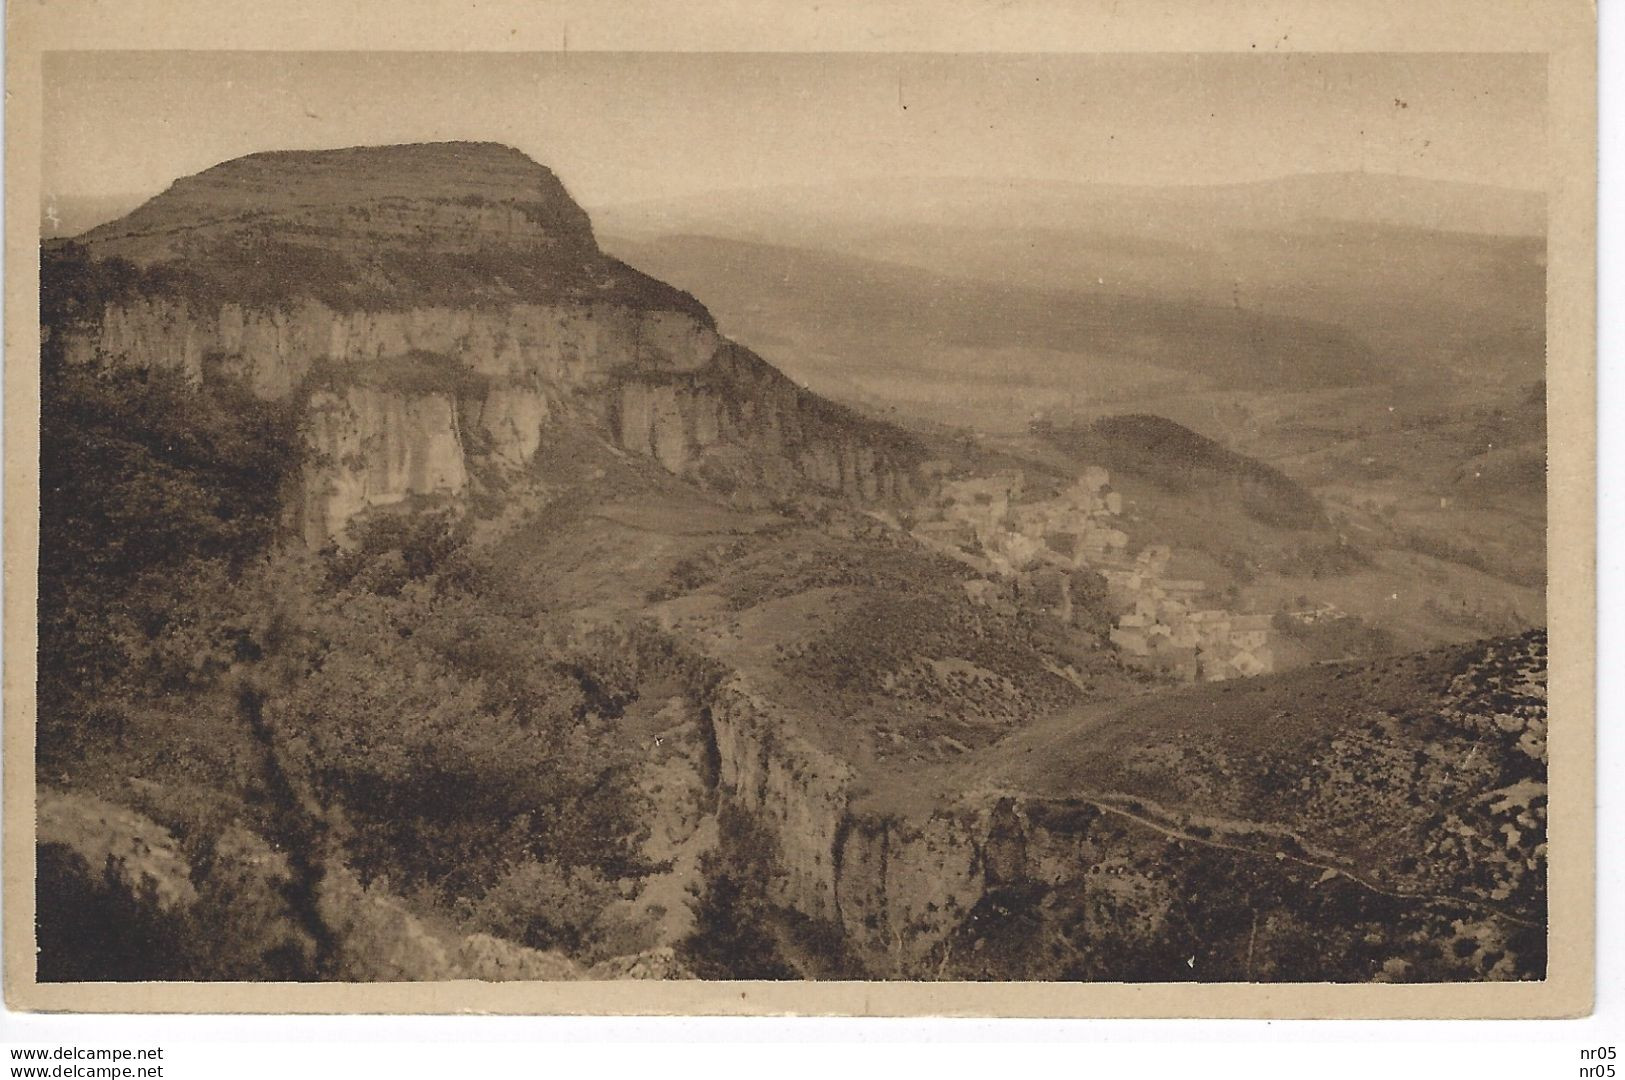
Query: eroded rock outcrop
[
  {"left": 35, "top": 786, "right": 584, "bottom": 982},
  {"left": 63, "top": 299, "right": 719, "bottom": 399},
  {"left": 610, "top": 344, "right": 919, "bottom": 503},
  {"left": 709, "top": 679, "right": 855, "bottom": 922},
  {"left": 46, "top": 142, "right": 922, "bottom": 542},
  {"left": 37, "top": 788, "right": 198, "bottom": 913},
  {"left": 299, "top": 386, "right": 469, "bottom": 545}
]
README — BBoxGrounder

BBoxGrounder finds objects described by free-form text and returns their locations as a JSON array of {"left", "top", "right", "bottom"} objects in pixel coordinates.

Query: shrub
[
  {"left": 322, "top": 508, "right": 475, "bottom": 596},
  {"left": 1280, "top": 541, "right": 1372, "bottom": 578},
  {"left": 273, "top": 584, "right": 654, "bottom": 902},
  {"left": 464, "top": 858, "right": 622, "bottom": 953}
]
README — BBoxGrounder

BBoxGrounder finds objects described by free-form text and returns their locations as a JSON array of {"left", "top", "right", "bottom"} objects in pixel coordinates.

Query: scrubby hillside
[
  {"left": 36, "top": 348, "right": 696, "bottom": 978},
  {"left": 806, "top": 630, "right": 1548, "bottom": 981}
]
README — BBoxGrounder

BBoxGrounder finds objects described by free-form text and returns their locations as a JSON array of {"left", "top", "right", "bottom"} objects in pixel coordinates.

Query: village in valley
[{"left": 889, "top": 465, "right": 1280, "bottom": 683}]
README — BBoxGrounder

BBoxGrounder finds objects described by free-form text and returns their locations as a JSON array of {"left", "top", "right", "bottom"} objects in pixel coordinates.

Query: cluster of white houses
[
  {"left": 904, "top": 466, "right": 1275, "bottom": 682},
  {"left": 1102, "top": 546, "right": 1275, "bottom": 681},
  {"left": 911, "top": 468, "right": 1128, "bottom": 574}
]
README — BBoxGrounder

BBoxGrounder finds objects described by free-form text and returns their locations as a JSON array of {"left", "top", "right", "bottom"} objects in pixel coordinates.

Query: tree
[{"left": 680, "top": 805, "right": 797, "bottom": 979}]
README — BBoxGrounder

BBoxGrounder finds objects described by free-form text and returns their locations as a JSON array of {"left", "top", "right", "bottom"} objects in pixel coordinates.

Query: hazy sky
[{"left": 43, "top": 51, "right": 1547, "bottom": 209}]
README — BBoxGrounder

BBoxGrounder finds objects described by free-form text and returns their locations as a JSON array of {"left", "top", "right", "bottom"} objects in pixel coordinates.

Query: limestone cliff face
[
  {"left": 64, "top": 291, "right": 721, "bottom": 542},
  {"left": 63, "top": 298, "right": 719, "bottom": 400},
  {"left": 704, "top": 677, "right": 1006, "bottom": 971},
  {"left": 48, "top": 142, "right": 921, "bottom": 541},
  {"left": 822, "top": 797, "right": 1181, "bottom": 978},
  {"left": 299, "top": 387, "right": 470, "bottom": 546},
  {"left": 703, "top": 694, "right": 1276, "bottom": 980},
  {"left": 709, "top": 679, "right": 854, "bottom": 922},
  {"left": 610, "top": 344, "right": 920, "bottom": 502},
  {"left": 832, "top": 810, "right": 989, "bottom": 972},
  {"left": 704, "top": 682, "right": 1077, "bottom": 974}
]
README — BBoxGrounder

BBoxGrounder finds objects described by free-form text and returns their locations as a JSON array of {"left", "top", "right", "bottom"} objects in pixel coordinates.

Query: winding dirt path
[
  {"left": 1070, "top": 794, "right": 1541, "bottom": 931},
  {"left": 949, "top": 694, "right": 1542, "bottom": 932}
]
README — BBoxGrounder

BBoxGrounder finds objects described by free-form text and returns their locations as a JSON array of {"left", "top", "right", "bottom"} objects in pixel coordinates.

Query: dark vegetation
[
  {"left": 36, "top": 845, "right": 203, "bottom": 982},
  {"left": 779, "top": 588, "right": 1093, "bottom": 744},
  {"left": 1278, "top": 540, "right": 1372, "bottom": 579},
  {"left": 1270, "top": 610, "right": 1398, "bottom": 664},
  {"left": 43, "top": 236, "right": 713, "bottom": 319},
  {"left": 36, "top": 307, "right": 664, "bottom": 974},
  {"left": 37, "top": 346, "right": 301, "bottom": 761},
  {"left": 278, "top": 515, "right": 658, "bottom": 911},
  {"left": 34, "top": 842, "right": 322, "bottom": 982},
  {"left": 990, "top": 632, "right": 1547, "bottom": 930},
  {"left": 678, "top": 804, "right": 798, "bottom": 979},
  {"left": 717, "top": 528, "right": 966, "bottom": 612}
]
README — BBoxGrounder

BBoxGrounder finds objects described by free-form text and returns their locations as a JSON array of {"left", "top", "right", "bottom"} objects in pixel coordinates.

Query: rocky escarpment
[
  {"left": 709, "top": 679, "right": 856, "bottom": 922},
  {"left": 703, "top": 633, "right": 1549, "bottom": 981},
  {"left": 703, "top": 683, "right": 1193, "bottom": 976},
  {"left": 44, "top": 142, "right": 923, "bottom": 543},
  {"left": 705, "top": 688, "right": 1154, "bottom": 976},
  {"left": 706, "top": 678, "right": 1007, "bottom": 973},
  {"left": 63, "top": 297, "right": 719, "bottom": 400}
]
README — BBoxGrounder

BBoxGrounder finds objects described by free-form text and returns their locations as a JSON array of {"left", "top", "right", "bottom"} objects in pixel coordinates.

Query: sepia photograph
[{"left": 1, "top": 0, "right": 1598, "bottom": 1024}]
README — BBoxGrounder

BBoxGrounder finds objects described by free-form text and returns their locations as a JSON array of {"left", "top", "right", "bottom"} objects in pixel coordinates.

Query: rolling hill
[{"left": 604, "top": 233, "right": 1390, "bottom": 426}]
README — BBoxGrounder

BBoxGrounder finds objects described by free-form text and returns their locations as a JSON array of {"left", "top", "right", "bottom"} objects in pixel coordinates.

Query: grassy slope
[{"left": 482, "top": 423, "right": 1133, "bottom": 777}]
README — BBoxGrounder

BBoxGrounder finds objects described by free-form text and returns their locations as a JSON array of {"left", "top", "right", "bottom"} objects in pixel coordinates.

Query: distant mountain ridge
[
  {"left": 602, "top": 230, "right": 1399, "bottom": 440},
  {"left": 598, "top": 170, "right": 1546, "bottom": 430},
  {"left": 594, "top": 171, "right": 1546, "bottom": 242}
]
